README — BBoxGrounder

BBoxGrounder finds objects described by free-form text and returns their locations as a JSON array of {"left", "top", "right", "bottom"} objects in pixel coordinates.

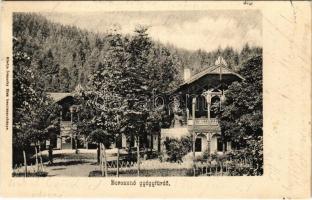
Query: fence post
[
  {"left": 103, "top": 143, "right": 108, "bottom": 177},
  {"left": 117, "top": 148, "right": 119, "bottom": 177},
  {"left": 100, "top": 144, "right": 104, "bottom": 177},
  {"left": 137, "top": 136, "right": 140, "bottom": 177},
  {"left": 23, "top": 150, "right": 27, "bottom": 177},
  {"left": 35, "top": 146, "right": 39, "bottom": 172},
  {"left": 38, "top": 145, "right": 44, "bottom": 172}
]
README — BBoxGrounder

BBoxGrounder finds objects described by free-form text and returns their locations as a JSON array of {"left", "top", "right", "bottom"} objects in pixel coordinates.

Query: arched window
[{"left": 196, "top": 96, "right": 207, "bottom": 111}]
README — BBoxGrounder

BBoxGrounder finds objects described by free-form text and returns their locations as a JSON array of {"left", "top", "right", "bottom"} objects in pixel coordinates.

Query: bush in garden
[
  {"left": 200, "top": 142, "right": 263, "bottom": 176},
  {"left": 224, "top": 137, "right": 263, "bottom": 176},
  {"left": 163, "top": 138, "right": 183, "bottom": 162},
  {"left": 202, "top": 149, "right": 209, "bottom": 160},
  {"left": 157, "top": 151, "right": 167, "bottom": 162},
  {"left": 163, "top": 136, "right": 192, "bottom": 162}
]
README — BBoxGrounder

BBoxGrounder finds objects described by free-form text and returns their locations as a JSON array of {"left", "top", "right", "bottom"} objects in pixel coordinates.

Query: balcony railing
[
  {"left": 187, "top": 118, "right": 219, "bottom": 126},
  {"left": 187, "top": 118, "right": 220, "bottom": 132}
]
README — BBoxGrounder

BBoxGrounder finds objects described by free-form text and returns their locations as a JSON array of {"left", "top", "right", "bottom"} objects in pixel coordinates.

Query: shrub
[{"left": 163, "top": 136, "right": 192, "bottom": 162}]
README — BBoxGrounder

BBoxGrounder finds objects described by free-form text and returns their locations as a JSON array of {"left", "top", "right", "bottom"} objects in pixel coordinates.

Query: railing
[{"left": 187, "top": 118, "right": 219, "bottom": 126}]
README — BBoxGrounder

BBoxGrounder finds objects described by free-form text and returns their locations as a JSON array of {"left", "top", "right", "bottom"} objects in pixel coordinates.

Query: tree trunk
[
  {"left": 137, "top": 136, "right": 140, "bottom": 177},
  {"left": 150, "top": 132, "right": 153, "bottom": 154},
  {"left": 23, "top": 150, "right": 27, "bottom": 177},
  {"left": 35, "top": 146, "right": 39, "bottom": 172},
  {"left": 48, "top": 145, "right": 53, "bottom": 164}
]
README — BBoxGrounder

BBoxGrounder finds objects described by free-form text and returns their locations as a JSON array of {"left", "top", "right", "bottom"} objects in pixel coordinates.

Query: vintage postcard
[{"left": 0, "top": 1, "right": 311, "bottom": 198}]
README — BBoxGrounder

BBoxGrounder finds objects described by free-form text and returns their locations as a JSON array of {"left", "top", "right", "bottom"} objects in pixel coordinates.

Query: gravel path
[{"left": 13, "top": 149, "right": 194, "bottom": 177}]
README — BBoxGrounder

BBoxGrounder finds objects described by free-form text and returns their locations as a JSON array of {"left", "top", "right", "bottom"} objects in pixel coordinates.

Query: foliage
[
  {"left": 226, "top": 136, "right": 263, "bottom": 175},
  {"left": 216, "top": 54, "right": 263, "bottom": 175},
  {"left": 163, "top": 136, "right": 192, "bottom": 162},
  {"left": 78, "top": 26, "right": 182, "bottom": 149},
  {"left": 88, "top": 129, "right": 113, "bottom": 149},
  {"left": 77, "top": 29, "right": 126, "bottom": 146},
  {"left": 13, "top": 36, "right": 60, "bottom": 151},
  {"left": 219, "top": 55, "right": 262, "bottom": 145},
  {"left": 119, "top": 27, "right": 153, "bottom": 144}
]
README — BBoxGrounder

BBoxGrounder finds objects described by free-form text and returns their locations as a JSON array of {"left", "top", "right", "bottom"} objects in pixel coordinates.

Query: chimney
[{"left": 184, "top": 68, "right": 191, "bottom": 82}]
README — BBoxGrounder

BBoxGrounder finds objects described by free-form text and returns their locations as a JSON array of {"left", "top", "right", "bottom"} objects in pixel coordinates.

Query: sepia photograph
[
  {"left": 0, "top": 1, "right": 311, "bottom": 198},
  {"left": 12, "top": 10, "right": 263, "bottom": 177}
]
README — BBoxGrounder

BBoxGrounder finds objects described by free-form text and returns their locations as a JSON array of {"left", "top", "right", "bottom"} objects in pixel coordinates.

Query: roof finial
[{"left": 215, "top": 56, "right": 227, "bottom": 66}]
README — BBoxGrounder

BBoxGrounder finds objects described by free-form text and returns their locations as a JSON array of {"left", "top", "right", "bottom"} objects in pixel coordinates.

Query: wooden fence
[{"left": 193, "top": 159, "right": 252, "bottom": 176}]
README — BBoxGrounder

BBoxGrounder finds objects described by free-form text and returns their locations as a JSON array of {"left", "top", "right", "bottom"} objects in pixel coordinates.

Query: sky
[{"left": 43, "top": 10, "right": 262, "bottom": 52}]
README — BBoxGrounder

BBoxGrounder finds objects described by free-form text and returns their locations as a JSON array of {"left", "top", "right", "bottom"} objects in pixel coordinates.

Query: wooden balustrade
[{"left": 187, "top": 118, "right": 219, "bottom": 126}]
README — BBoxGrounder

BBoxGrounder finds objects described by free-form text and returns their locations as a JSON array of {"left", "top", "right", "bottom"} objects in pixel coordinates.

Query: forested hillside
[{"left": 13, "top": 13, "right": 262, "bottom": 93}]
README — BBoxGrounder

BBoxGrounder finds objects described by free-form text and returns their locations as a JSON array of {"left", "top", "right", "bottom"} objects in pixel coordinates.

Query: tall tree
[
  {"left": 80, "top": 28, "right": 127, "bottom": 176},
  {"left": 217, "top": 54, "right": 263, "bottom": 175},
  {"left": 13, "top": 37, "right": 60, "bottom": 171}
]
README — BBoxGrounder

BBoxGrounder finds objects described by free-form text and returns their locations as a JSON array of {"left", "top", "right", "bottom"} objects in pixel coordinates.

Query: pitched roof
[{"left": 183, "top": 64, "right": 244, "bottom": 86}]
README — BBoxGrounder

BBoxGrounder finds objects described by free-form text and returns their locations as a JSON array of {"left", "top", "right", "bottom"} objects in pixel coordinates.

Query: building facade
[
  {"left": 47, "top": 90, "right": 160, "bottom": 151},
  {"left": 161, "top": 56, "right": 244, "bottom": 154}
]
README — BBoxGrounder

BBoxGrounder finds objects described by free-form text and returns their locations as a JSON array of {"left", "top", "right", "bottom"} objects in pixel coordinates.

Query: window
[
  {"left": 196, "top": 97, "right": 200, "bottom": 111},
  {"left": 195, "top": 138, "right": 202, "bottom": 152},
  {"left": 217, "top": 138, "right": 226, "bottom": 152},
  {"left": 116, "top": 136, "right": 122, "bottom": 148}
]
